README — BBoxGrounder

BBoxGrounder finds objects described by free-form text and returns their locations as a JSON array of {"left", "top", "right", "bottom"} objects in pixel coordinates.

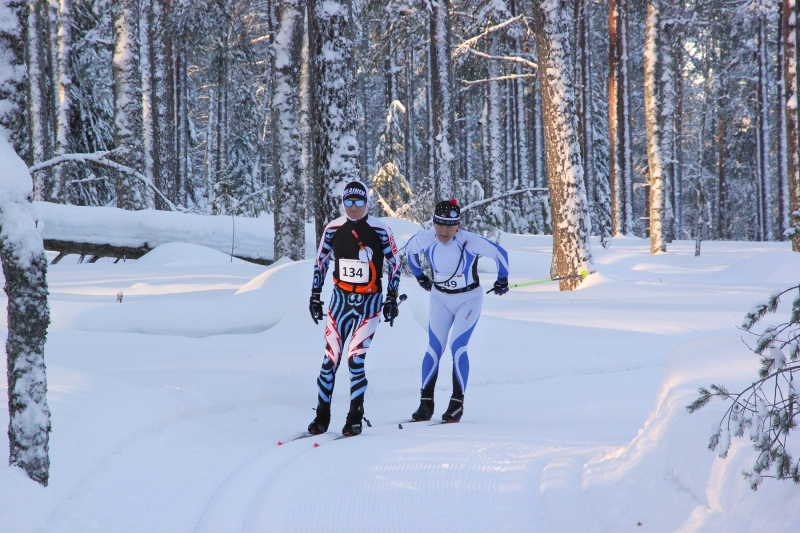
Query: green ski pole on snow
[{"left": 486, "top": 269, "right": 588, "bottom": 294}]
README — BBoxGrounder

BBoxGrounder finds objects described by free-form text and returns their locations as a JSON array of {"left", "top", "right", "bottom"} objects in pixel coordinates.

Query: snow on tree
[
  {"left": 429, "top": 0, "right": 456, "bottom": 201},
  {"left": 53, "top": 0, "right": 72, "bottom": 200},
  {"left": 644, "top": 0, "right": 666, "bottom": 253},
  {"left": 0, "top": 0, "right": 27, "bottom": 153},
  {"left": 371, "top": 100, "right": 413, "bottom": 216},
  {"left": 112, "top": 0, "right": 149, "bottom": 210},
  {"left": 0, "top": 15, "right": 52, "bottom": 482},
  {"left": 309, "top": 0, "right": 361, "bottom": 243},
  {"left": 784, "top": 0, "right": 800, "bottom": 252},
  {"left": 532, "top": 0, "right": 593, "bottom": 291},
  {"left": 272, "top": 0, "right": 306, "bottom": 260},
  {"left": 27, "top": 0, "right": 56, "bottom": 201},
  {"left": 608, "top": 0, "right": 633, "bottom": 235},
  {"left": 689, "top": 285, "right": 800, "bottom": 489}
]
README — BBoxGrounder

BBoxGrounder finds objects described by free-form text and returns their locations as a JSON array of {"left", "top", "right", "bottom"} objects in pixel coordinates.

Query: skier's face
[
  {"left": 343, "top": 197, "right": 367, "bottom": 220},
  {"left": 433, "top": 223, "right": 460, "bottom": 243}
]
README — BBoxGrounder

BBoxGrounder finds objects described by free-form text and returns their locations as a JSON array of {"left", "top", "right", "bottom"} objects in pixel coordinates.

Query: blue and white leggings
[
  {"left": 316, "top": 287, "right": 383, "bottom": 404},
  {"left": 421, "top": 288, "right": 483, "bottom": 399}
]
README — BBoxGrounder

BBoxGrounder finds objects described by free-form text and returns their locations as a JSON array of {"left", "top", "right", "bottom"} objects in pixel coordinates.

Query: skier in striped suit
[{"left": 308, "top": 180, "right": 401, "bottom": 436}]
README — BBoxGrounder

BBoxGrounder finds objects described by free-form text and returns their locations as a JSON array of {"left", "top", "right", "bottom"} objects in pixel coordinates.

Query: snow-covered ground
[{"left": 1, "top": 222, "right": 799, "bottom": 532}]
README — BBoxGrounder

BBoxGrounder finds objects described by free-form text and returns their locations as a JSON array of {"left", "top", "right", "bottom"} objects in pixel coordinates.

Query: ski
[
  {"left": 276, "top": 432, "right": 315, "bottom": 445},
  {"left": 397, "top": 419, "right": 431, "bottom": 429}
]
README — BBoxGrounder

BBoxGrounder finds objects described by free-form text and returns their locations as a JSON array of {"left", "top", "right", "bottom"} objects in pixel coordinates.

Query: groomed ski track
[{"left": 2, "top": 228, "right": 799, "bottom": 532}]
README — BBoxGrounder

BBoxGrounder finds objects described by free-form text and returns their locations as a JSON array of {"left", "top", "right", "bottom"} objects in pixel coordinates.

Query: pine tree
[
  {"left": 533, "top": 0, "right": 593, "bottom": 291},
  {"left": 371, "top": 100, "right": 412, "bottom": 215},
  {"left": 112, "top": 0, "right": 149, "bottom": 209},
  {"left": 309, "top": 0, "right": 361, "bottom": 243}
]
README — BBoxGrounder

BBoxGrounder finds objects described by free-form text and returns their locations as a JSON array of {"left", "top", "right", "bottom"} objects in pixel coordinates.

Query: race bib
[
  {"left": 434, "top": 273, "right": 468, "bottom": 290},
  {"left": 339, "top": 258, "right": 370, "bottom": 284}
]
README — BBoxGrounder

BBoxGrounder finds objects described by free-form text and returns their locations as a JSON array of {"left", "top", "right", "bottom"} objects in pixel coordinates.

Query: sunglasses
[{"left": 343, "top": 199, "right": 366, "bottom": 207}]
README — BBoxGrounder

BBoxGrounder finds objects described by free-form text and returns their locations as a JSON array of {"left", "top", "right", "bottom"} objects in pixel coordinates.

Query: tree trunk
[
  {"left": 1, "top": 0, "right": 28, "bottom": 156},
  {"left": 429, "top": 0, "right": 455, "bottom": 201},
  {"left": 608, "top": 0, "right": 633, "bottom": 235},
  {"left": 27, "top": 0, "right": 55, "bottom": 201},
  {"left": 785, "top": 0, "right": 800, "bottom": 251},
  {"left": 112, "top": 0, "right": 148, "bottom": 210},
  {"left": 777, "top": 0, "right": 790, "bottom": 240},
  {"left": 1, "top": 141, "right": 52, "bottom": 488},
  {"left": 644, "top": 0, "right": 665, "bottom": 253},
  {"left": 486, "top": 35, "right": 505, "bottom": 226},
  {"left": 717, "top": 116, "right": 725, "bottom": 239},
  {"left": 309, "top": 0, "right": 361, "bottom": 245},
  {"left": 273, "top": 0, "right": 307, "bottom": 260},
  {"left": 756, "top": 15, "right": 773, "bottom": 240},
  {"left": 533, "top": 0, "right": 593, "bottom": 291},
  {"left": 53, "top": 0, "right": 71, "bottom": 200}
]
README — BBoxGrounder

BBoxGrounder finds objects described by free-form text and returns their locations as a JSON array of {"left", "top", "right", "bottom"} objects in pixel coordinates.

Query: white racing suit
[{"left": 405, "top": 228, "right": 509, "bottom": 398}]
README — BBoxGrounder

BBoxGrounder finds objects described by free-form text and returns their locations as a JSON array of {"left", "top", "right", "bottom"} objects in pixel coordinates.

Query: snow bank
[
  {"left": 583, "top": 335, "right": 800, "bottom": 532},
  {"left": 68, "top": 259, "right": 307, "bottom": 338}
]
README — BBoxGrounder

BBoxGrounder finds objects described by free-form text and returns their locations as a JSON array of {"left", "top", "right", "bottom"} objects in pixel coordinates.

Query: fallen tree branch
[
  {"left": 464, "top": 47, "right": 538, "bottom": 69},
  {"left": 461, "top": 187, "right": 548, "bottom": 213},
  {"left": 29, "top": 152, "right": 184, "bottom": 212}
]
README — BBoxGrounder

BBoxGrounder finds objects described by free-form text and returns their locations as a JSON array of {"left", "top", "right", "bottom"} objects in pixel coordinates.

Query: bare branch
[
  {"left": 453, "top": 15, "right": 524, "bottom": 57},
  {"left": 28, "top": 152, "right": 184, "bottom": 212},
  {"left": 460, "top": 73, "right": 539, "bottom": 87},
  {"left": 461, "top": 187, "right": 548, "bottom": 213},
  {"left": 464, "top": 47, "right": 538, "bottom": 69}
]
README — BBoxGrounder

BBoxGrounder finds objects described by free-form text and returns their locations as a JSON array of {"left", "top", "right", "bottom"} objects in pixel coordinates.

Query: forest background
[{"left": 4, "top": 0, "right": 800, "bottom": 261}]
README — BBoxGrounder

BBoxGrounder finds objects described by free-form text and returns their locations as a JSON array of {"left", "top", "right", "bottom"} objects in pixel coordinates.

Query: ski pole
[
  {"left": 486, "top": 269, "right": 588, "bottom": 294},
  {"left": 390, "top": 293, "right": 407, "bottom": 327}
]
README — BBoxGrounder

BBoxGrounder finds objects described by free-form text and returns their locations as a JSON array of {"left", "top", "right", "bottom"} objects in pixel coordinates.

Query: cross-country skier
[
  {"left": 405, "top": 199, "right": 509, "bottom": 423},
  {"left": 307, "top": 180, "right": 401, "bottom": 436}
]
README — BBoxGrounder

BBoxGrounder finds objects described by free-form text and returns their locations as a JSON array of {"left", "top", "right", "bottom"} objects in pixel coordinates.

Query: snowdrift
[{"left": 582, "top": 336, "right": 800, "bottom": 533}]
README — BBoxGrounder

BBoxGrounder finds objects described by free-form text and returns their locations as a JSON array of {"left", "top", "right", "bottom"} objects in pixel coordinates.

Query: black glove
[
  {"left": 492, "top": 278, "right": 509, "bottom": 296},
  {"left": 309, "top": 291, "right": 324, "bottom": 324},
  {"left": 416, "top": 275, "right": 432, "bottom": 292},
  {"left": 383, "top": 290, "right": 399, "bottom": 322}
]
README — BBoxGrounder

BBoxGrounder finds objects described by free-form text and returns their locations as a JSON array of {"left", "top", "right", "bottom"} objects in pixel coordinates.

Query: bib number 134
[{"left": 339, "top": 259, "right": 370, "bottom": 283}]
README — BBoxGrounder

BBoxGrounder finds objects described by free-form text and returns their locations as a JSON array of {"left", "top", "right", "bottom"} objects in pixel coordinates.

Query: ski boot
[
  {"left": 342, "top": 397, "right": 364, "bottom": 436},
  {"left": 411, "top": 390, "right": 435, "bottom": 421},
  {"left": 441, "top": 397, "right": 464, "bottom": 423},
  {"left": 308, "top": 399, "right": 331, "bottom": 435}
]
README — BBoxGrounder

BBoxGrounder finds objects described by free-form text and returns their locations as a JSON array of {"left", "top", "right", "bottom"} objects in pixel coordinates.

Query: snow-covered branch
[
  {"left": 28, "top": 152, "right": 184, "bottom": 212},
  {"left": 461, "top": 187, "right": 548, "bottom": 213},
  {"left": 460, "top": 73, "right": 538, "bottom": 86},
  {"left": 464, "top": 47, "right": 538, "bottom": 70},
  {"left": 453, "top": 15, "right": 524, "bottom": 56}
]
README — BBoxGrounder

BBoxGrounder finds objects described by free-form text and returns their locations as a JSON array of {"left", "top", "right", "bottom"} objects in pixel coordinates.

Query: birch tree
[
  {"left": 53, "top": 0, "right": 72, "bottom": 199},
  {"left": 272, "top": 0, "right": 307, "bottom": 260},
  {"left": 533, "top": 0, "right": 593, "bottom": 291},
  {"left": 644, "top": 0, "right": 666, "bottom": 253}
]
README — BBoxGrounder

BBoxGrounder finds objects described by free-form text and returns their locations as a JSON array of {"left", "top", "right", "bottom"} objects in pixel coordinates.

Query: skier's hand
[
  {"left": 415, "top": 275, "right": 432, "bottom": 292},
  {"left": 383, "top": 291, "right": 399, "bottom": 323},
  {"left": 309, "top": 291, "right": 324, "bottom": 324},
  {"left": 492, "top": 278, "right": 509, "bottom": 296}
]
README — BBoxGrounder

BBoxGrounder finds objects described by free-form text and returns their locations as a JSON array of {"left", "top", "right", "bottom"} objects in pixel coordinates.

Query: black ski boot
[
  {"left": 342, "top": 397, "right": 364, "bottom": 436},
  {"left": 441, "top": 397, "right": 464, "bottom": 423},
  {"left": 411, "top": 390, "right": 435, "bottom": 421},
  {"left": 308, "top": 400, "right": 331, "bottom": 435}
]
